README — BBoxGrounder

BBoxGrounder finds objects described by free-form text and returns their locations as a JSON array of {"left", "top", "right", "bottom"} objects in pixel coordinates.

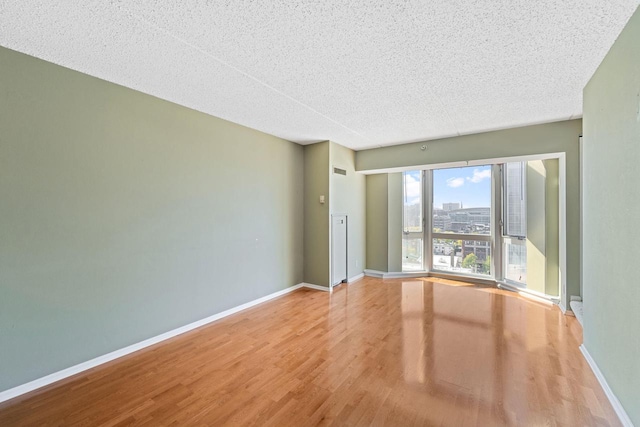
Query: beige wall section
[
  {"left": 357, "top": 120, "right": 581, "bottom": 307},
  {"left": 525, "top": 159, "right": 559, "bottom": 296},
  {"left": 304, "top": 141, "right": 331, "bottom": 287},
  {"left": 583, "top": 6, "right": 640, "bottom": 424},
  {"left": 387, "top": 173, "right": 403, "bottom": 272},
  {"left": 364, "top": 173, "right": 403, "bottom": 273},
  {"left": 544, "top": 159, "right": 559, "bottom": 297},
  {"left": 0, "top": 47, "right": 304, "bottom": 392},
  {"left": 365, "top": 175, "right": 388, "bottom": 271},
  {"left": 305, "top": 141, "right": 367, "bottom": 285},
  {"left": 526, "top": 161, "right": 547, "bottom": 295},
  {"left": 330, "top": 142, "right": 366, "bottom": 280}
]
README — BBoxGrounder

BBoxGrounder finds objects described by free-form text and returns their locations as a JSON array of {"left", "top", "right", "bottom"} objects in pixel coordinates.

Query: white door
[{"left": 332, "top": 215, "right": 347, "bottom": 286}]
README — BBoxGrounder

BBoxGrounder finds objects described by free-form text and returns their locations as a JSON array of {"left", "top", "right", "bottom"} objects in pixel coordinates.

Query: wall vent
[{"left": 333, "top": 167, "right": 347, "bottom": 176}]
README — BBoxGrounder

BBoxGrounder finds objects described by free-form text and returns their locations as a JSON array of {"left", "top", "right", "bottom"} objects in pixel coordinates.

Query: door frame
[{"left": 330, "top": 214, "right": 348, "bottom": 289}]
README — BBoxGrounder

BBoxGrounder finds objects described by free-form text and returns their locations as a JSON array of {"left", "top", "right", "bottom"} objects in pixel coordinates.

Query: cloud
[
  {"left": 404, "top": 174, "right": 422, "bottom": 200},
  {"left": 467, "top": 168, "right": 491, "bottom": 183},
  {"left": 446, "top": 177, "right": 465, "bottom": 188},
  {"left": 404, "top": 172, "right": 422, "bottom": 204}
]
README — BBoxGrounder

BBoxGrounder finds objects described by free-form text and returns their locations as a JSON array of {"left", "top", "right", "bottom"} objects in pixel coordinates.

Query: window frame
[
  {"left": 427, "top": 165, "right": 497, "bottom": 280},
  {"left": 402, "top": 170, "right": 426, "bottom": 272}
]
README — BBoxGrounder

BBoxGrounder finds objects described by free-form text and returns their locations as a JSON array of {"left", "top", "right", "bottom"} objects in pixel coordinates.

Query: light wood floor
[{"left": 0, "top": 277, "right": 619, "bottom": 426}]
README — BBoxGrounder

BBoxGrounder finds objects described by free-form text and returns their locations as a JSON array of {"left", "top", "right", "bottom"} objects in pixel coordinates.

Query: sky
[{"left": 404, "top": 165, "right": 492, "bottom": 208}]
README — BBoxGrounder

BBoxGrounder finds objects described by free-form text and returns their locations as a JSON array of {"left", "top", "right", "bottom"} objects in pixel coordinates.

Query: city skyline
[{"left": 403, "top": 165, "right": 492, "bottom": 209}]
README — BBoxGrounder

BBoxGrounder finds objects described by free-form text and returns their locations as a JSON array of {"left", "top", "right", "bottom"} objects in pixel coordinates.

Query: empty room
[{"left": 1, "top": 2, "right": 639, "bottom": 426}]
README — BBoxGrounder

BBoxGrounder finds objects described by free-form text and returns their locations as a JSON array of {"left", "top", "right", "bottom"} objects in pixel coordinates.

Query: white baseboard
[
  {"left": 363, "top": 269, "right": 429, "bottom": 279},
  {"left": 0, "top": 282, "right": 323, "bottom": 404},
  {"left": 301, "top": 282, "right": 332, "bottom": 292},
  {"left": 363, "top": 269, "right": 384, "bottom": 278},
  {"left": 579, "top": 345, "right": 634, "bottom": 427},
  {"left": 383, "top": 271, "right": 429, "bottom": 279},
  {"left": 559, "top": 302, "right": 574, "bottom": 315},
  {"left": 569, "top": 300, "right": 583, "bottom": 326},
  {"left": 497, "top": 281, "right": 559, "bottom": 306},
  {"left": 429, "top": 271, "right": 495, "bottom": 286},
  {"left": 347, "top": 273, "right": 364, "bottom": 283}
]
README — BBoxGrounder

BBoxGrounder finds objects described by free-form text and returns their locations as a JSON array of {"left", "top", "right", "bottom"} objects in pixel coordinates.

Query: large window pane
[
  {"left": 503, "top": 162, "right": 526, "bottom": 238},
  {"left": 403, "top": 171, "right": 422, "bottom": 233},
  {"left": 403, "top": 236, "right": 423, "bottom": 271},
  {"left": 403, "top": 171, "right": 423, "bottom": 271},
  {"left": 503, "top": 162, "right": 526, "bottom": 285},
  {"left": 504, "top": 239, "right": 527, "bottom": 283},
  {"left": 432, "top": 166, "right": 492, "bottom": 235},
  {"left": 432, "top": 238, "right": 491, "bottom": 276}
]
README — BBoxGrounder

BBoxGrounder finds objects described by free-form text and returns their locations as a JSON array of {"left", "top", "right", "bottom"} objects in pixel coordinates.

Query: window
[
  {"left": 432, "top": 166, "right": 492, "bottom": 236},
  {"left": 504, "top": 238, "right": 526, "bottom": 283},
  {"left": 503, "top": 162, "right": 526, "bottom": 238},
  {"left": 503, "top": 162, "right": 527, "bottom": 285},
  {"left": 394, "top": 159, "right": 559, "bottom": 290},
  {"left": 402, "top": 171, "right": 423, "bottom": 271},
  {"left": 431, "top": 238, "right": 492, "bottom": 276},
  {"left": 431, "top": 165, "right": 493, "bottom": 277}
]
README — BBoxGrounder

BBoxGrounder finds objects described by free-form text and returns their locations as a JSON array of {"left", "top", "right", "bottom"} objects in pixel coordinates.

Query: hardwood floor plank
[{"left": 0, "top": 277, "right": 621, "bottom": 426}]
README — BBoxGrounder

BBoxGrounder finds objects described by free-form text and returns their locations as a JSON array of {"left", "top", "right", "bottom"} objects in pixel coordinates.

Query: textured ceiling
[{"left": 1, "top": 1, "right": 638, "bottom": 150}]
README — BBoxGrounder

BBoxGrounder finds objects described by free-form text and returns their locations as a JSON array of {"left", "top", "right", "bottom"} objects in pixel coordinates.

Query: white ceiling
[{"left": 1, "top": 1, "right": 638, "bottom": 150}]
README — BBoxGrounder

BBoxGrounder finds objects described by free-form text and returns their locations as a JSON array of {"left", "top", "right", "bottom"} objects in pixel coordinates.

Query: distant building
[
  {"left": 432, "top": 208, "right": 452, "bottom": 231},
  {"left": 403, "top": 203, "right": 422, "bottom": 232},
  {"left": 462, "top": 240, "right": 491, "bottom": 261},
  {"left": 434, "top": 207, "right": 491, "bottom": 234},
  {"left": 433, "top": 242, "right": 454, "bottom": 255},
  {"left": 443, "top": 202, "right": 462, "bottom": 211}
]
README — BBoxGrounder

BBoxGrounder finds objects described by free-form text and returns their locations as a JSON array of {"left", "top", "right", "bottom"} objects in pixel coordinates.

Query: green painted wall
[
  {"left": 387, "top": 173, "right": 403, "bottom": 272},
  {"left": 0, "top": 46, "right": 304, "bottom": 392},
  {"left": 330, "top": 142, "right": 366, "bottom": 280},
  {"left": 357, "top": 120, "right": 581, "bottom": 307},
  {"left": 304, "top": 141, "right": 367, "bottom": 286},
  {"left": 544, "top": 159, "right": 560, "bottom": 297},
  {"left": 583, "top": 6, "right": 640, "bottom": 424},
  {"left": 303, "top": 141, "right": 331, "bottom": 287},
  {"left": 364, "top": 173, "right": 403, "bottom": 272},
  {"left": 365, "top": 175, "right": 388, "bottom": 271},
  {"left": 525, "top": 159, "right": 559, "bottom": 296},
  {"left": 526, "top": 160, "right": 547, "bottom": 295}
]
